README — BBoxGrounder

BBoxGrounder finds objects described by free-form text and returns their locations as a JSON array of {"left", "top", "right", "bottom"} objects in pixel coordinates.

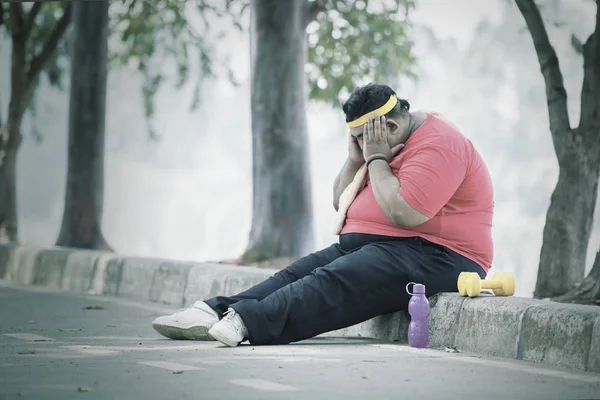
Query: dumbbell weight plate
[
  {"left": 457, "top": 272, "right": 470, "bottom": 296},
  {"left": 465, "top": 273, "right": 481, "bottom": 298},
  {"left": 491, "top": 272, "right": 516, "bottom": 296},
  {"left": 502, "top": 273, "right": 516, "bottom": 296},
  {"left": 458, "top": 272, "right": 479, "bottom": 296},
  {"left": 490, "top": 272, "right": 506, "bottom": 296}
]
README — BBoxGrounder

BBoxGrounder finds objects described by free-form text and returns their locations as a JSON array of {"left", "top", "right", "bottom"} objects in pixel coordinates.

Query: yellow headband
[{"left": 347, "top": 95, "right": 398, "bottom": 128}]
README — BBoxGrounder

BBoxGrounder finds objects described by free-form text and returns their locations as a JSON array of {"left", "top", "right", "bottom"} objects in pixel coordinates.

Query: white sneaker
[
  {"left": 152, "top": 301, "right": 219, "bottom": 340},
  {"left": 208, "top": 308, "right": 248, "bottom": 347}
]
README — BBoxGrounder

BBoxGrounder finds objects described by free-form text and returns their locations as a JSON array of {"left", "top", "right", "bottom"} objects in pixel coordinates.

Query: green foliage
[
  {"left": 307, "top": 0, "right": 417, "bottom": 106},
  {"left": 1, "top": 0, "right": 417, "bottom": 134},
  {"left": 1, "top": 2, "right": 71, "bottom": 91},
  {"left": 108, "top": 0, "right": 246, "bottom": 138},
  {"left": 0, "top": 2, "right": 71, "bottom": 135},
  {"left": 0, "top": 0, "right": 245, "bottom": 138}
]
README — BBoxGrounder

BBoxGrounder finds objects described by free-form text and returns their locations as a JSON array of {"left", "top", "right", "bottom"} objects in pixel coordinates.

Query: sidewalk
[{"left": 1, "top": 244, "right": 599, "bottom": 373}]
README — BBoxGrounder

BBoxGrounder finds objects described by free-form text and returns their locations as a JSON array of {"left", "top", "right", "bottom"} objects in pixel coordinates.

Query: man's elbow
[{"left": 390, "top": 208, "right": 430, "bottom": 228}]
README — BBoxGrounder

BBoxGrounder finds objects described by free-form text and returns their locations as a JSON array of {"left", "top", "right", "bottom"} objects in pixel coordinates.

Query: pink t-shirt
[{"left": 341, "top": 114, "right": 494, "bottom": 272}]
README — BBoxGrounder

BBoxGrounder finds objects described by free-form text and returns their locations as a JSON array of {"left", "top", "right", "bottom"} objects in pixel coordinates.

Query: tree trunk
[
  {"left": 516, "top": 0, "right": 600, "bottom": 299},
  {"left": 0, "top": 124, "right": 21, "bottom": 243},
  {"left": 553, "top": 249, "right": 600, "bottom": 305},
  {"left": 55, "top": 0, "right": 111, "bottom": 250},
  {"left": 241, "top": 0, "right": 314, "bottom": 263},
  {"left": 0, "top": 4, "right": 27, "bottom": 244},
  {"left": 552, "top": 3, "right": 600, "bottom": 304},
  {"left": 0, "top": 3, "right": 71, "bottom": 244},
  {"left": 534, "top": 133, "right": 600, "bottom": 298}
]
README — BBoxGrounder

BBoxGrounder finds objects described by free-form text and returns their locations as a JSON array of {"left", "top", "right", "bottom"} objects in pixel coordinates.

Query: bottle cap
[{"left": 406, "top": 282, "right": 426, "bottom": 295}]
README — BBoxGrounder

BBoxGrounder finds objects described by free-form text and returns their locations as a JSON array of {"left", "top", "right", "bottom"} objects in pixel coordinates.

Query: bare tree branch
[
  {"left": 23, "top": 2, "right": 43, "bottom": 40},
  {"left": 9, "top": 3, "right": 26, "bottom": 111},
  {"left": 9, "top": 3, "right": 24, "bottom": 40},
  {"left": 26, "top": 2, "right": 72, "bottom": 82},
  {"left": 515, "top": 0, "right": 571, "bottom": 136},
  {"left": 579, "top": 2, "right": 600, "bottom": 132},
  {"left": 579, "top": 34, "right": 597, "bottom": 129}
]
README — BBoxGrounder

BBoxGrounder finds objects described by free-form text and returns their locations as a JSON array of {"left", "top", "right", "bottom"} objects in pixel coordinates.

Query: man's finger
[
  {"left": 362, "top": 123, "right": 369, "bottom": 158},
  {"left": 381, "top": 116, "right": 387, "bottom": 138},
  {"left": 374, "top": 113, "right": 381, "bottom": 140},
  {"left": 391, "top": 143, "right": 405, "bottom": 156}
]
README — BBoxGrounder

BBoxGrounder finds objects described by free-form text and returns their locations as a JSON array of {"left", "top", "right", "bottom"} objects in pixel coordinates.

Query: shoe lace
[{"left": 222, "top": 309, "right": 244, "bottom": 334}]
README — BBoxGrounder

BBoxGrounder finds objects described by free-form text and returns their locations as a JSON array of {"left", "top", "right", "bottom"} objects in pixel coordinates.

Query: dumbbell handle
[{"left": 480, "top": 279, "right": 503, "bottom": 289}]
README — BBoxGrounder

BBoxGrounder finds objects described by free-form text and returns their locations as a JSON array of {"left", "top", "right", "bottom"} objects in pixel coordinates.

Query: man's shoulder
[{"left": 422, "top": 114, "right": 482, "bottom": 162}]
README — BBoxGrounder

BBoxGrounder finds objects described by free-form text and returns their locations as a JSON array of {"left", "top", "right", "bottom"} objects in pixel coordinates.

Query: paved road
[{"left": 1, "top": 282, "right": 599, "bottom": 400}]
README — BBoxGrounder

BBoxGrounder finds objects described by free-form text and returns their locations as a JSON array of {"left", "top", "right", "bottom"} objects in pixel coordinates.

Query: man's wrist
[{"left": 366, "top": 154, "right": 388, "bottom": 168}]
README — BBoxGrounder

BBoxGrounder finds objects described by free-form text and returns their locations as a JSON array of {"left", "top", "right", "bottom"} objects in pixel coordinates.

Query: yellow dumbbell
[{"left": 457, "top": 272, "right": 516, "bottom": 298}]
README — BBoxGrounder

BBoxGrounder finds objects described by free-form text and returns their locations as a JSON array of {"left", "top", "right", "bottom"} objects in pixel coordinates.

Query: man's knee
[
  {"left": 274, "top": 253, "right": 321, "bottom": 283},
  {"left": 277, "top": 244, "right": 343, "bottom": 281},
  {"left": 275, "top": 260, "right": 308, "bottom": 282}
]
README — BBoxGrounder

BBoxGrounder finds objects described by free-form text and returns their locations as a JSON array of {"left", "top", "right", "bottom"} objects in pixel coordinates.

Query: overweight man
[{"left": 151, "top": 83, "right": 494, "bottom": 347}]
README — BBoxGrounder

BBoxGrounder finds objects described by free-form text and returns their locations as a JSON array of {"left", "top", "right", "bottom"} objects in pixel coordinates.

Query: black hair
[{"left": 342, "top": 83, "right": 410, "bottom": 123}]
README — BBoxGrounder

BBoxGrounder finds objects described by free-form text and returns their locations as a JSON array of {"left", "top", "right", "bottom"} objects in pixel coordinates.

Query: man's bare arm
[
  {"left": 366, "top": 159, "right": 430, "bottom": 227},
  {"left": 333, "top": 158, "right": 363, "bottom": 211}
]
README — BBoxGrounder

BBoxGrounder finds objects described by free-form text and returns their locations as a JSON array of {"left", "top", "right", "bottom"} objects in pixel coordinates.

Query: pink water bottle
[{"left": 406, "top": 282, "right": 429, "bottom": 348}]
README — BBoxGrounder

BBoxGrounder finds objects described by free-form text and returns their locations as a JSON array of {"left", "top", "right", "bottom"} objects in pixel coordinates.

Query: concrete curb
[{"left": 1, "top": 244, "right": 599, "bottom": 373}]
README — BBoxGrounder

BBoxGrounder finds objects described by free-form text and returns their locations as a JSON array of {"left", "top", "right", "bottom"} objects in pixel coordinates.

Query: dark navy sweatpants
[{"left": 204, "top": 236, "right": 485, "bottom": 345}]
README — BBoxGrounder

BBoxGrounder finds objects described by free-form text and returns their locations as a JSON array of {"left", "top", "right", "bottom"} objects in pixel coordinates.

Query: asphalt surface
[{"left": 1, "top": 281, "right": 599, "bottom": 400}]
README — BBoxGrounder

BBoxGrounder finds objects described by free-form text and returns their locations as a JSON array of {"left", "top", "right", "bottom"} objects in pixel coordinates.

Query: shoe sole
[
  {"left": 152, "top": 323, "right": 215, "bottom": 341},
  {"left": 208, "top": 326, "right": 241, "bottom": 347}
]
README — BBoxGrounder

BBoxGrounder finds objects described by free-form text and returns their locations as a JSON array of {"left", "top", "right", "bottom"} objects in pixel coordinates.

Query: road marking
[
  {"left": 228, "top": 379, "right": 299, "bottom": 392},
  {"left": 139, "top": 361, "right": 204, "bottom": 372},
  {"left": 373, "top": 344, "right": 600, "bottom": 385},
  {"left": 3, "top": 333, "right": 53, "bottom": 342}
]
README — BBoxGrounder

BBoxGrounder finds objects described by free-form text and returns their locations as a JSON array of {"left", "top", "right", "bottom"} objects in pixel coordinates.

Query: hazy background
[{"left": 0, "top": 0, "right": 598, "bottom": 297}]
